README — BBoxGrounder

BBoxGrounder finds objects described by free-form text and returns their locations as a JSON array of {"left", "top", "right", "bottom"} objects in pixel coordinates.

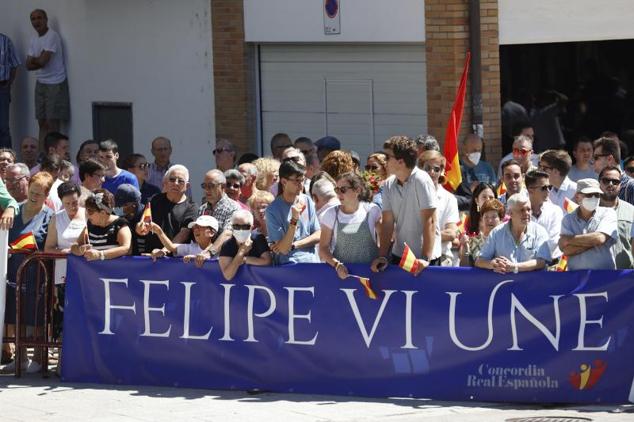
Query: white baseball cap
[{"left": 188, "top": 215, "right": 219, "bottom": 231}]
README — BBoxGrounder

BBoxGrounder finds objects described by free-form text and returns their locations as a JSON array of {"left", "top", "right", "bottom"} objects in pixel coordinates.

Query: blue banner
[{"left": 62, "top": 255, "right": 634, "bottom": 403}]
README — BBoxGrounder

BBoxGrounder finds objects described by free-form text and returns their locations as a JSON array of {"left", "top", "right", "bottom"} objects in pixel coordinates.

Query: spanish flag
[
  {"left": 398, "top": 243, "right": 421, "bottom": 274},
  {"left": 496, "top": 182, "right": 507, "bottom": 198},
  {"left": 555, "top": 255, "right": 568, "bottom": 272},
  {"left": 9, "top": 232, "right": 37, "bottom": 250},
  {"left": 357, "top": 277, "right": 378, "bottom": 300},
  {"left": 142, "top": 202, "right": 152, "bottom": 223},
  {"left": 442, "top": 52, "right": 470, "bottom": 192},
  {"left": 563, "top": 197, "right": 578, "bottom": 213},
  {"left": 456, "top": 213, "right": 468, "bottom": 234}
]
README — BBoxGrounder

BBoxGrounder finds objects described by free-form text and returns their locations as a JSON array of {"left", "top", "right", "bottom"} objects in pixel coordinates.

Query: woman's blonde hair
[
  {"left": 253, "top": 157, "right": 280, "bottom": 191},
  {"left": 247, "top": 189, "right": 274, "bottom": 209},
  {"left": 418, "top": 150, "right": 447, "bottom": 184}
]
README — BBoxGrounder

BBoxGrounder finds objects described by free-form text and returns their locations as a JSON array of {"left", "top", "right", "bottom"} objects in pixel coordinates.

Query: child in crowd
[{"left": 147, "top": 215, "right": 218, "bottom": 267}]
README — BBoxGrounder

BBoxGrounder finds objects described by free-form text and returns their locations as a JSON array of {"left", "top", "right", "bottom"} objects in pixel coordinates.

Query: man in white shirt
[
  {"left": 525, "top": 170, "right": 563, "bottom": 261},
  {"left": 25, "top": 9, "right": 69, "bottom": 144},
  {"left": 538, "top": 149, "right": 577, "bottom": 211}
]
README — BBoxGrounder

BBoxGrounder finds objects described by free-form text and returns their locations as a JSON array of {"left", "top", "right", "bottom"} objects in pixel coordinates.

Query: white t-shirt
[
  {"left": 175, "top": 242, "right": 204, "bottom": 257},
  {"left": 28, "top": 29, "right": 66, "bottom": 84},
  {"left": 433, "top": 185, "right": 460, "bottom": 258},
  {"left": 319, "top": 202, "right": 381, "bottom": 248}
]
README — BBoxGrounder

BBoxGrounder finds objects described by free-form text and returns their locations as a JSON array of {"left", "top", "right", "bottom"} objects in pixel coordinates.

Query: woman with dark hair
[
  {"left": 319, "top": 172, "right": 381, "bottom": 278},
  {"left": 460, "top": 198, "right": 505, "bottom": 266},
  {"left": 466, "top": 182, "right": 496, "bottom": 235},
  {"left": 71, "top": 189, "right": 131, "bottom": 260},
  {"left": 72, "top": 140, "right": 99, "bottom": 185}
]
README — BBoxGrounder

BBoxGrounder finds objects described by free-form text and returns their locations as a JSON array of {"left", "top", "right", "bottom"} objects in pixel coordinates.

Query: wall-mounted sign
[{"left": 324, "top": 0, "right": 341, "bottom": 35}]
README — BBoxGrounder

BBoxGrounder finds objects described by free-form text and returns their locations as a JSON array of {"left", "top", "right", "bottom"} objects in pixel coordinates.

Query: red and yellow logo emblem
[{"left": 569, "top": 360, "right": 606, "bottom": 390}]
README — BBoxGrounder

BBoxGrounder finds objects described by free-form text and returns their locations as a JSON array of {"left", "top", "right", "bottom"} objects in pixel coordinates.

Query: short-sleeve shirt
[
  {"left": 142, "top": 193, "right": 198, "bottom": 251},
  {"left": 140, "top": 181, "right": 161, "bottom": 205},
  {"left": 549, "top": 177, "right": 577, "bottom": 211},
  {"left": 265, "top": 193, "right": 320, "bottom": 264},
  {"left": 434, "top": 185, "right": 460, "bottom": 258},
  {"left": 87, "top": 217, "right": 129, "bottom": 251},
  {"left": 531, "top": 201, "right": 564, "bottom": 259},
  {"left": 0, "top": 34, "right": 20, "bottom": 81},
  {"left": 561, "top": 206, "right": 618, "bottom": 270},
  {"left": 220, "top": 233, "right": 270, "bottom": 258},
  {"left": 319, "top": 201, "right": 381, "bottom": 248},
  {"left": 479, "top": 220, "right": 552, "bottom": 264},
  {"left": 103, "top": 169, "right": 139, "bottom": 195},
  {"left": 175, "top": 242, "right": 204, "bottom": 257},
  {"left": 198, "top": 194, "right": 240, "bottom": 232},
  {"left": 613, "top": 199, "right": 634, "bottom": 269},
  {"left": 27, "top": 29, "right": 66, "bottom": 84},
  {"left": 382, "top": 167, "right": 437, "bottom": 258}
]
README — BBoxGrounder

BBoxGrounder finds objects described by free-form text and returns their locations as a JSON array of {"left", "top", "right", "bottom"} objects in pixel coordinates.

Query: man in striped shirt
[{"left": 0, "top": 33, "right": 21, "bottom": 148}]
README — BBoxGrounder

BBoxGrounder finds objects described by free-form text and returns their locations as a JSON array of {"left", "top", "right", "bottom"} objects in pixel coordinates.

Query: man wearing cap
[
  {"left": 147, "top": 215, "right": 219, "bottom": 267},
  {"left": 559, "top": 178, "right": 618, "bottom": 270},
  {"left": 114, "top": 184, "right": 145, "bottom": 255},
  {"left": 476, "top": 193, "right": 551, "bottom": 273},
  {"left": 315, "top": 136, "right": 341, "bottom": 162},
  {"left": 219, "top": 209, "right": 272, "bottom": 280}
]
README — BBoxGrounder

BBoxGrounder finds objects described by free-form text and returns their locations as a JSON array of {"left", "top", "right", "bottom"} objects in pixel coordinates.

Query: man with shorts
[{"left": 26, "top": 9, "right": 69, "bottom": 144}]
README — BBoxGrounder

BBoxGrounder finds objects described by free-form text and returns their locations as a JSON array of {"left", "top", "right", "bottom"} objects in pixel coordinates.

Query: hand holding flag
[
  {"left": 398, "top": 243, "right": 428, "bottom": 276},
  {"left": 348, "top": 274, "right": 378, "bottom": 300}
]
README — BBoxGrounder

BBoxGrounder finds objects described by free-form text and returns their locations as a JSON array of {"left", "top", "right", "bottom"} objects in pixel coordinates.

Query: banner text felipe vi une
[{"left": 62, "top": 256, "right": 634, "bottom": 404}]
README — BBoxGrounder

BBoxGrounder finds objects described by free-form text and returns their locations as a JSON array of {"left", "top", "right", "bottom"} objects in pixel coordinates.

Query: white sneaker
[
  {"left": 26, "top": 360, "right": 42, "bottom": 374},
  {"left": 0, "top": 358, "right": 29, "bottom": 374}
]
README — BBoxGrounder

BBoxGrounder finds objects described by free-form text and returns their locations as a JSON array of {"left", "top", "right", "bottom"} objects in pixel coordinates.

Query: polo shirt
[
  {"left": 479, "top": 220, "right": 551, "bottom": 264},
  {"left": 561, "top": 206, "right": 618, "bottom": 270},
  {"left": 531, "top": 200, "right": 563, "bottom": 259},
  {"left": 382, "top": 167, "right": 437, "bottom": 258}
]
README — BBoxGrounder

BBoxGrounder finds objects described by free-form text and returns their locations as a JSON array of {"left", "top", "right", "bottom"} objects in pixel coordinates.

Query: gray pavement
[{"left": 1, "top": 374, "right": 633, "bottom": 421}]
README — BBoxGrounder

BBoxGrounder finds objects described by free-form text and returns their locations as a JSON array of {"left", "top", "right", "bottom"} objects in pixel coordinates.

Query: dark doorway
[
  {"left": 92, "top": 102, "right": 134, "bottom": 159},
  {"left": 500, "top": 39, "right": 634, "bottom": 155}
]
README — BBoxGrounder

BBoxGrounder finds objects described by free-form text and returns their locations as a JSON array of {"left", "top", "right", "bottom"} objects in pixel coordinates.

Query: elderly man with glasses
[
  {"left": 4, "top": 163, "right": 30, "bottom": 202},
  {"left": 598, "top": 165, "right": 634, "bottom": 269},
  {"left": 559, "top": 178, "right": 618, "bottom": 270},
  {"left": 213, "top": 138, "right": 237, "bottom": 172},
  {"left": 198, "top": 169, "right": 240, "bottom": 257}
]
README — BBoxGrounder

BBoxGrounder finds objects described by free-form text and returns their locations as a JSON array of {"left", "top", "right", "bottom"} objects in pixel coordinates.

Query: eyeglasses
[
  {"left": 213, "top": 148, "right": 232, "bottom": 155},
  {"left": 423, "top": 165, "right": 443, "bottom": 173},
  {"left": 365, "top": 165, "right": 380, "bottom": 172},
  {"left": 529, "top": 184, "right": 553, "bottom": 192},
  {"left": 5, "top": 175, "right": 27, "bottom": 185},
  {"left": 201, "top": 182, "right": 221, "bottom": 190},
  {"left": 600, "top": 177, "right": 620, "bottom": 186},
  {"left": 232, "top": 224, "right": 251, "bottom": 230},
  {"left": 227, "top": 182, "right": 241, "bottom": 189},
  {"left": 593, "top": 153, "right": 609, "bottom": 161},
  {"left": 538, "top": 164, "right": 553, "bottom": 172},
  {"left": 334, "top": 185, "right": 354, "bottom": 194},
  {"left": 168, "top": 177, "right": 187, "bottom": 185},
  {"left": 136, "top": 163, "right": 150, "bottom": 169},
  {"left": 513, "top": 148, "right": 532, "bottom": 157}
]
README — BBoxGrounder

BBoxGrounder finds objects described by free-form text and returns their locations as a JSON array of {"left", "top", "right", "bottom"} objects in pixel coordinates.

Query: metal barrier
[{"left": 11, "top": 251, "right": 66, "bottom": 377}]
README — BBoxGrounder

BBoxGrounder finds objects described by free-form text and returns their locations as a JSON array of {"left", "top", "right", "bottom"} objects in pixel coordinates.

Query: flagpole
[{"left": 0, "top": 230, "right": 9, "bottom": 346}]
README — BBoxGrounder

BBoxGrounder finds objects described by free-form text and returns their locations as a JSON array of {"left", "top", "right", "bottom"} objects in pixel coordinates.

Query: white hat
[{"left": 188, "top": 215, "right": 219, "bottom": 231}]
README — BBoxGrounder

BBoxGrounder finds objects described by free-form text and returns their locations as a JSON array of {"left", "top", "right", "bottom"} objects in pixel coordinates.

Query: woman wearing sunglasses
[
  {"left": 364, "top": 152, "right": 388, "bottom": 209},
  {"left": 418, "top": 150, "right": 460, "bottom": 266},
  {"left": 319, "top": 172, "right": 382, "bottom": 279},
  {"left": 123, "top": 153, "right": 161, "bottom": 204}
]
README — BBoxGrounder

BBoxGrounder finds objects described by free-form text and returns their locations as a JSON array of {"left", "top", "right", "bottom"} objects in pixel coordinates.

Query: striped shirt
[{"left": 0, "top": 33, "right": 20, "bottom": 82}]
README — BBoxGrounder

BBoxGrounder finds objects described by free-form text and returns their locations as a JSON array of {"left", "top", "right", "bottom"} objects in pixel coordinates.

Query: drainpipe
[{"left": 469, "top": 0, "right": 483, "bottom": 139}]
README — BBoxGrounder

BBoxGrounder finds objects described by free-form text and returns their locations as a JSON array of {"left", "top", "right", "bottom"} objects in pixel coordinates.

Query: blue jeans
[{"left": 0, "top": 84, "right": 11, "bottom": 149}]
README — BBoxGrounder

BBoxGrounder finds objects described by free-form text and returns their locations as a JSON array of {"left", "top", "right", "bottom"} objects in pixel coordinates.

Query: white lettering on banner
[
  {"left": 285, "top": 287, "right": 318, "bottom": 346},
  {"left": 401, "top": 290, "right": 417, "bottom": 349},
  {"left": 180, "top": 282, "right": 213, "bottom": 340},
  {"left": 342, "top": 289, "right": 397, "bottom": 348},
  {"left": 99, "top": 278, "right": 137, "bottom": 335},
  {"left": 245, "top": 285, "right": 277, "bottom": 342},
  {"left": 219, "top": 283, "right": 235, "bottom": 341},
  {"left": 509, "top": 294, "right": 562, "bottom": 351},
  {"left": 573, "top": 292, "right": 611, "bottom": 351},
  {"left": 447, "top": 280, "right": 513, "bottom": 351},
  {"left": 140, "top": 280, "right": 171, "bottom": 338}
]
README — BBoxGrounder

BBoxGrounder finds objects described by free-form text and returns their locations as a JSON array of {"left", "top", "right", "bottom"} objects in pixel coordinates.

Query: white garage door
[{"left": 259, "top": 44, "right": 427, "bottom": 165}]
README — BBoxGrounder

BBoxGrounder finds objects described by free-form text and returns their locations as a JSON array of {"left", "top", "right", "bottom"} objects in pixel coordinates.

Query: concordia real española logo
[{"left": 569, "top": 359, "right": 606, "bottom": 390}]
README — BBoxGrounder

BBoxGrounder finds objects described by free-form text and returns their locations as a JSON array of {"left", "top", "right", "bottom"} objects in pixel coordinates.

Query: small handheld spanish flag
[
  {"left": 496, "top": 182, "right": 507, "bottom": 198},
  {"left": 9, "top": 232, "right": 38, "bottom": 250},
  {"left": 358, "top": 276, "right": 378, "bottom": 300},
  {"left": 142, "top": 202, "right": 152, "bottom": 223},
  {"left": 398, "top": 243, "right": 421, "bottom": 274},
  {"left": 563, "top": 197, "right": 578, "bottom": 213},
  {"left": 555, "top": 255, "right": 568, "bottom": 272}
]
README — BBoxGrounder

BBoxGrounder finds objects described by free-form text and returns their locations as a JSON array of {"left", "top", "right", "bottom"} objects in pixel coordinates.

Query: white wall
[
  {"left": 500, "top": 0, "right": 634, "bottom": 45},
  {"left": 244, "top": 0, "right": 425, "bottom": 42},
  {"left": 2, "top": 0, "right": 214, "bottom": 200}
]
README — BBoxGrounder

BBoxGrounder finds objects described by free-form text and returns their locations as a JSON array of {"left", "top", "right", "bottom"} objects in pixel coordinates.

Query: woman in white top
[
  {"left": 319, "top": 172, "right": 382, "bottom": 279},
  {"left": 418, "top": 150, "right": 460, "bottom": 266}
]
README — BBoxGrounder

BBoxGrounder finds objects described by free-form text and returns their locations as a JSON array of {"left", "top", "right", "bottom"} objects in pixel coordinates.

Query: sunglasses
[
  {"left": 513, "top": 148, "right": 532, "bottom": 156},
  {"left": 334, "top": 185, "right": 355, "bottom": 194},
  {"left": 600, "top": 178, "right": 620, "bottom": 186},
  {"left": 584, "top": 193, "right": 601, "bottom": 198},
  {"left": 227, "top": 182, "right": 241, "bottom": 189},
  {"left": 365, "top": 165, "right": 380, "bottom": 172},
  {"left": 213, "top": 148, "right": 232, "bottom": 155},
  {"left": 530, "top": 184, "right": 553, "bottom": 192},
  {"left": 168, "top": 177, "right": 187, "bottom": 185},
  {"left": 201, "top": 182, "right": 221, "bottom": 190},
  {"left": 136, "top": 163, "right": 150, "bottom": 169},
  {"left": 423, "top": 165, "right": 443, "bottom": 173},
  {"left": 232, "top": 224, "right": 251, "bottom": 230}
]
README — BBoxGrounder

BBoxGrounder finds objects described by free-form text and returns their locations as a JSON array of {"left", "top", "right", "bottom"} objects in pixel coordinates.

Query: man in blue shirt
[
  {"left": 455, "top": 133, "right": 497, "bottom": 210},
  {"left": 266, "top": 159, "right": 320, "bottom": 264},
  {"left": 98, "top": 139, "right": 139, "bottom": 194}
]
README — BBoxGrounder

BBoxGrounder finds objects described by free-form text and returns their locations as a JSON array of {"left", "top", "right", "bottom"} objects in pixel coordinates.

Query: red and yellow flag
[
  {"left": 142, "top": 202, "right": 152, "bottom": 223},
  {"left": 358, "top": 277, "right": 378, "bottom": 300},
  {"left": 442, "top": 52, "right": 471, "bottom": 192},
  {"left": 456, "top": 213, "right": 468, "bottom": 234},
  {"left": 496, "top": 182, "right": 507, "bottom": 198},
  {"left": 9, "top": 232, "right": 37, "bottom": 250},
  {"left": 555, "top": 255, "right": 568, "bottom": 272},
  {"left": 398, "top": 243, "right": 420, "bottom": 274},
  {"left": 563, "top": 197, "right": 578, "bottom": 213}
]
